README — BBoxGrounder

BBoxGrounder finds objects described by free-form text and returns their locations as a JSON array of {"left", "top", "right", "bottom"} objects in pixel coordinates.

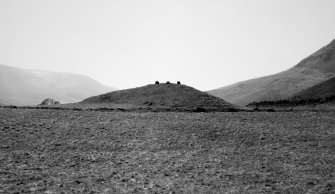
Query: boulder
[{"left": 39, "top": 98, "right": 60, "bottom": 106}]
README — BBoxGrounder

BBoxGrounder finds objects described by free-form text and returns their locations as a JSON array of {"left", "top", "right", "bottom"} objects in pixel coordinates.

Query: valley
[{"left": 1, "top": 1, "right": 334, "bottom": 193}]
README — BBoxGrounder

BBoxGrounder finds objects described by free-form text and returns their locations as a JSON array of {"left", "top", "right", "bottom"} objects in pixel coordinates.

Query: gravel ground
[{"left": 0, "top": 108, "right": 334, "bottom": 193}]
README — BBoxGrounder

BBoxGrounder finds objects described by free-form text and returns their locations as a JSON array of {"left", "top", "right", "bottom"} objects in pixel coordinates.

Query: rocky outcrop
[{"left": 39, "top": 98, "right": 60, "bottom": 106}]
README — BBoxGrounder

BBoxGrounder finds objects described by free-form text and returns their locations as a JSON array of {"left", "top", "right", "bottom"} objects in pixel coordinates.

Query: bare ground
[{"left": 0, "top": 108, "right": 334, "bottom": 193}]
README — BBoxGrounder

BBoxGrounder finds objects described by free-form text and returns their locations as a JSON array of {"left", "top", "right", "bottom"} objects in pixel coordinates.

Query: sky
[{"left": 0, "top": 0, "right": 335, "bottom": 91}]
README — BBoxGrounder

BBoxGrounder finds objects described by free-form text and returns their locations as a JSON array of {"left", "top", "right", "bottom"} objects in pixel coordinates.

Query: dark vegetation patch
[
  {"left": 247, "top": 96, "right": 335, "bottom": 108},
  {"left": 0, "top": 108, "right": 334, "bottom": 193}
]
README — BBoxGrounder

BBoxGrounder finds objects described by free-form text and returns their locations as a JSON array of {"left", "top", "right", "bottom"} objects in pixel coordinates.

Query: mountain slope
[
  {"left": 0, "top": 64, "right": 115, "bottom": 105},
  {"left": 81, "top": 83, "right": 238, "bottom": 111},
  {"left": 208, "top": 39, "right": 335, "bottom": 106},
  {"left": 292, "top": 77, "right": 335, "bottom": 100}
]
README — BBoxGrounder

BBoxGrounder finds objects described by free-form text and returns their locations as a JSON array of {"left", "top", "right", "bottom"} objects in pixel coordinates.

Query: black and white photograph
[{"left": 0, "top": 0, "right": 335, "bottom": 193}]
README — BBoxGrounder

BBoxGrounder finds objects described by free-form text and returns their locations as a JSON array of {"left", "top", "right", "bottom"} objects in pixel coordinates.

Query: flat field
[{"left": 0, "top": 108, "right": 334, "bottom": 193}]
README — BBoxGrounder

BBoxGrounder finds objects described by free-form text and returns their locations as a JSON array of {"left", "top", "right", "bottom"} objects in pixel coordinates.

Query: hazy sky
[{"left": 1, "top": 0, "right": 335, "bottom": 90}]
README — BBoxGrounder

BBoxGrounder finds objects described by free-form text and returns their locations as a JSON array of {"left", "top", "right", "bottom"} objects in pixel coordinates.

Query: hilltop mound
[
  {"left": 208, "top": 39, "right": 335, "bottom": 106},
  {"left": 81, "top": 83, "right": 239, "bottom": 111},
  {"left": 292, "top": 77, "right": 335, "bottom": 100}
]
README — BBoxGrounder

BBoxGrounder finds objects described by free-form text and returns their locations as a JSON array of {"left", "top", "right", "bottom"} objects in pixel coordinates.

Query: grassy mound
[{"left": 81, "top": 84, "right": 239, "bottom": 111}]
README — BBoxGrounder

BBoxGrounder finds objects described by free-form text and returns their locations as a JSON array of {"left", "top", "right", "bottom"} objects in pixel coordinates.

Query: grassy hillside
[
  {"left": 81, "top": 83, "right": 238, "bottom": 111},
  {"left": 208, "top": 39, "right": 335, "bottom": 106},
  {"left": 293, "top": 77, "right": 335, "bottom": 99},
  {"left": 0, "top": 64, "right": 115, "bottom": 105}
]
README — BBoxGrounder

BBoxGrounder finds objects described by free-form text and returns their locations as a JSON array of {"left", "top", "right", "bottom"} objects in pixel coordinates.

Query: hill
[
  {"left": 81, "top": 83, "right": 239, "bottom": 111},
  {"left": 0, "top": 64, "right": 116, "bottom": 105},
  {"left": 208, "top": 39, "right": 335, "bottom": 106},
  {"left": 292, "top": 76, "right": 335, "bottom": 100}
]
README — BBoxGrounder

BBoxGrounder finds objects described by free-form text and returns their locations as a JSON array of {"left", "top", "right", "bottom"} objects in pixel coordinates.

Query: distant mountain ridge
[
  {"left": 0, "top": 64, "right": 116, "bottom": 105},
  {"left": 208, "top": 39, "right": 335, "bottom": 106},
  {"left": 81, "top": 83, "right": 239, "bottom": 111}
]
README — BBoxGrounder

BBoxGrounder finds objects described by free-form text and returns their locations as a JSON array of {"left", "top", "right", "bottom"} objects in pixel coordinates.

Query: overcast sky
[{"left": 0, "top": 0, "right": 335, "bottom": 90}]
